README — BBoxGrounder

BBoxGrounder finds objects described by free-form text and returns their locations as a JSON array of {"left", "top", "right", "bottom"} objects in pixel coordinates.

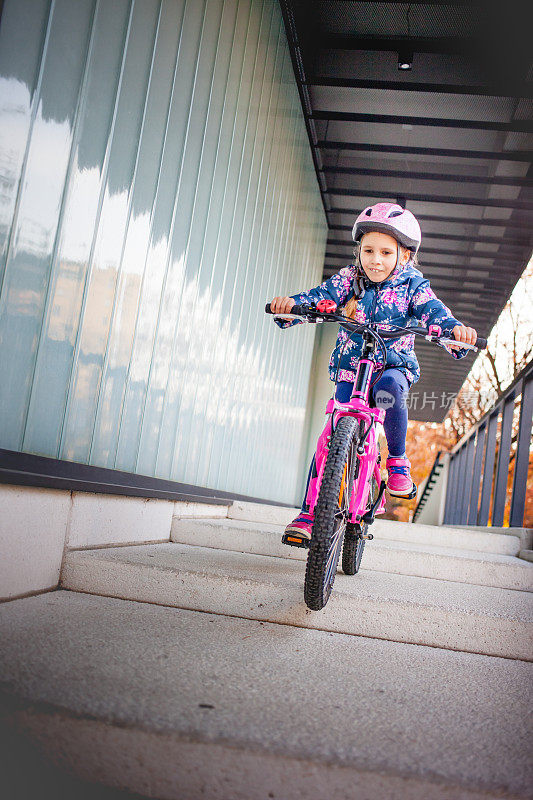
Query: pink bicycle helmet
[{"left": 352, "top": 202, "right": 421, "bottom": 254}]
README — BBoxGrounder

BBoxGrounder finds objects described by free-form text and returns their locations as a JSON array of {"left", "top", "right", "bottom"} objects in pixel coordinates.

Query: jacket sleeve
[
  {"left": 272, "top": 267, "right": 355, "bottom": 329},
  {"left": 409, "top": 279, "right": 469, "bottom": 360}
]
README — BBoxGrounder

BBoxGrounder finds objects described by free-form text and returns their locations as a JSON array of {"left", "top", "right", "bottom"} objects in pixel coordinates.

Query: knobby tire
[{"left": 304, "top": 416, "right": 358, "bottom": 611}]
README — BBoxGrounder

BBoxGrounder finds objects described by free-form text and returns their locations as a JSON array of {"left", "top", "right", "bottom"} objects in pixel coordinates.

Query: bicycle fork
[{"left": 305, "top": 396, "right": 387, "bottom": 523}]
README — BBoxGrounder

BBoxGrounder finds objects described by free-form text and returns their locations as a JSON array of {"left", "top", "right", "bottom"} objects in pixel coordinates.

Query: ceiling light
[{"left": 398, "top": 49, "right": 413, "bottom": 70}]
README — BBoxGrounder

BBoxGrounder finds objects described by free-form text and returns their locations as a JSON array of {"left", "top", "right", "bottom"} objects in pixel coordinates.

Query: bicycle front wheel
[{"left": 304, "top": 415, "right": 358, "bottom": 611}]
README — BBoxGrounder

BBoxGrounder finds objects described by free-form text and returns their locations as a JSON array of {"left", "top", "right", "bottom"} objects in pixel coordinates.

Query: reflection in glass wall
[{"left": 0, "top": 0, "right": 327, "bottom": 504}]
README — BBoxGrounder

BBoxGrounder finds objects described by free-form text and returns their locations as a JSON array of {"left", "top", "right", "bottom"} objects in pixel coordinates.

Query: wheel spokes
[{"left": 325, "top": 524, "right": 344, "bottom": 588}]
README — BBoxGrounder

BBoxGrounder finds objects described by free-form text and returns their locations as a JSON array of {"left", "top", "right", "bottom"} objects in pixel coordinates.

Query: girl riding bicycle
[{"left": 269, "top": 202, "right": 478, "bottom": 541}]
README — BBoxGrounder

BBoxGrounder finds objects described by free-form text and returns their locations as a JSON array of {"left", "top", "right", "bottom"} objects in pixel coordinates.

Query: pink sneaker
[
  {"left": 282, "top": 512, "right": 314, "bottom": 546},
  {"left": 386, "top": 456, "right": 416, "bottom": 498}
]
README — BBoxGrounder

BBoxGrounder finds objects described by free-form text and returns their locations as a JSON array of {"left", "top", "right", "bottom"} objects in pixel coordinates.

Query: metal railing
[{"left": 442, "top": 359, "right": 533, "bottom": 527}]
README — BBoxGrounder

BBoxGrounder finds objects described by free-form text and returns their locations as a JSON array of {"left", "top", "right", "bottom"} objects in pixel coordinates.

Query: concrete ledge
[
  {"left": 61, "top": 544, "right": 533, "bottom": 660},
  {"left": 1, "top": 592, "right": 532, "bottom": 799},
  {"left": 67, "top": 492, "right": 174, "bottom": 549},
  {"left": 519, "top": 550, "right": 533, "bottom": 563},
  {"left": 0, "top": 484, "right": 180, "bottom": 599},
  {"left": 0, "top": 485, "right": 71, "bottom": 600},
  {"left": 171, "top": 518, "right": 533, "bottom": 592},
  {"left": 228, "top": 500, "right": 300, "bottom": 526},
  {"left": 173, "top": 501, "right": 228, "bottom": 519}
]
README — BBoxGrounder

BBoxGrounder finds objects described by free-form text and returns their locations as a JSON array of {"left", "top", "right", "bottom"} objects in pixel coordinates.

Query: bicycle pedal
[
  {"left": 360, "top": 532, "right": 373, "bottom": 540},
  {"left": 282, "top": 533, "right": 310, "bottom": 549},
  {"left": 387, "top": 483, "right": 418, "bottom": 500}
]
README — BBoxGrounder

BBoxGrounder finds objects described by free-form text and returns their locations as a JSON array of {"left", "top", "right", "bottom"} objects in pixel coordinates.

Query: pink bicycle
[{"left": 266, "top": 301, "right": 486, "bottom": 610}]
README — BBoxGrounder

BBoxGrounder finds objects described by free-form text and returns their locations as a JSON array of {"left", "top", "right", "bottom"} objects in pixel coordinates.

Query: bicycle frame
[{"left": 305, "top": 342, "right": 387, "bottom": 523}]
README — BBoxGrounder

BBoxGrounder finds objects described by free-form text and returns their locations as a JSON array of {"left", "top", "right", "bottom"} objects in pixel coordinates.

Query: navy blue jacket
[{"left": 275, "top": 260, "right": 469, "bottom": 385}]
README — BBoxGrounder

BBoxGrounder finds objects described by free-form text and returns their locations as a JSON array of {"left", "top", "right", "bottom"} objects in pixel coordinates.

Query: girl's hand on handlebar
[
  {"left": 270, "top": 296, "right": 295, "bottom": 320},
  {"left": 450, "top": 324, "right": 477, "bottom": 351}
]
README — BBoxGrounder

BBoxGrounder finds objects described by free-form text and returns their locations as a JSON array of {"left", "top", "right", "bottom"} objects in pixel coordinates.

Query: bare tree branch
[{"left": 485, "top": 349, "right": 503, "bottom": 394}]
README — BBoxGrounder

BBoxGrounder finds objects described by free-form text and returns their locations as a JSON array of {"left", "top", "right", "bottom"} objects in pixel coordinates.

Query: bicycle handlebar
[{"left": 264, "top": 303, "right": 488, "bottom": 351}]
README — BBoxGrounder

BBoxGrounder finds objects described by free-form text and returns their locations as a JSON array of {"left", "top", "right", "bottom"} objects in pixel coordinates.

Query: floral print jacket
[{"left": 274, "top": 260, "right": 469, "bottom": 386}]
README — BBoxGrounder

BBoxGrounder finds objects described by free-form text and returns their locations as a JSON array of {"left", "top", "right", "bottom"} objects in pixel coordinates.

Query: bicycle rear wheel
[
  {"left": 304, "top": 416, "right": 358, "bottom": 611},
  {"left": 342, "top": 473, "right": 378, "bottom": 575}
]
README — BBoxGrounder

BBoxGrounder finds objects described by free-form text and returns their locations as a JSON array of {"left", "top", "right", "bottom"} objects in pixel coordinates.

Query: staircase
[{"left": 1, "top": 500, "right": 532, "bottom": 799}]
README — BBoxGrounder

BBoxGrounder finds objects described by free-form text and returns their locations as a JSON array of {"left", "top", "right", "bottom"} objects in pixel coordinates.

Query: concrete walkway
[
  {"left": 1, "top": 591, "right": 532, "bottom": 800},
  {"left": 2, "top": 501, "right": 533, "bottom": 799}
]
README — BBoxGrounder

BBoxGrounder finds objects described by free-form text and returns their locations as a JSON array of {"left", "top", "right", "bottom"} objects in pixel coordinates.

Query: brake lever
[
  {"left": 272, "top": 313, "right": 310, "bottom": 323},
  {"left": 439, "top": 336, "right": 479, "bottom": 351}
]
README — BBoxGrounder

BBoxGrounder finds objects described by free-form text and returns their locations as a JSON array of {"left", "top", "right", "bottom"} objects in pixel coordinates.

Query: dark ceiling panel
[
  {"left": 309, "top": 2, "right": 479, "bottom": 37},
  {"left": 278, "top": 0, "right": 533, "bottom": 423}
]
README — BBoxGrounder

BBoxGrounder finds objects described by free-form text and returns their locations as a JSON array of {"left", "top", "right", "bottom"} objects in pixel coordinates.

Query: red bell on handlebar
[{"left": 316, "top": 299, "right": 337, "bottom": 313}]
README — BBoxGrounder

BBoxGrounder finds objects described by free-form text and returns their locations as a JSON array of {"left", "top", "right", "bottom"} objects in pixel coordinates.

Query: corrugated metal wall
[{"left": 0, "top": 0, "right": 326, "bottom": 503}]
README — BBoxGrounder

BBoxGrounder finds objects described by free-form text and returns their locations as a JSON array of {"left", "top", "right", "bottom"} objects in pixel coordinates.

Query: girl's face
[{"left": 359, "top": 231, "right": 410, "bottom": 282}]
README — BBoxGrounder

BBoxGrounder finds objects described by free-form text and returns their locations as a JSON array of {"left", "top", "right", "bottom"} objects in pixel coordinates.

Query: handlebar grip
[
  {"left": 265, "top": 303, "right": 308, "bottom": 316},
  {"left": 475, "top": 336, "right": 487, "bottom": 350}
]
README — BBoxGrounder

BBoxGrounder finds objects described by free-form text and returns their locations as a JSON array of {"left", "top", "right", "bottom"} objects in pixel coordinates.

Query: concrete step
[
  {"left": 446, "top": 524, "right": 533, "bottom": 552},
  {"left": 61, "top": 543, "right": 533, "bottom": 660},
  {"left": 373, "top": 518, "right": 521, "bottom": 555},
  {"left": 225, "top": 502, "right": 522, "bottom": 555},
  {"left": 171, "top": 517, "right": 533, "bottom": 592},
  {"left": 228, "top": 500, "right": 300, "bottom": 525},
  {"left": 1, "top": 591, "right": 531, "bottom": 800}
]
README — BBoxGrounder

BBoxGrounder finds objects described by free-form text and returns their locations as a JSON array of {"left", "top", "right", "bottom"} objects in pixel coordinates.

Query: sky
[{"left": 465, "top": 250, "right": 533, "bottom": 398}]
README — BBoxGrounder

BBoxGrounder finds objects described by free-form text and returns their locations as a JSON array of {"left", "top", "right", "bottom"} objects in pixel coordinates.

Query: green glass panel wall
[{"left": 0, "top": 0, "right": 327, "bottom": 504}]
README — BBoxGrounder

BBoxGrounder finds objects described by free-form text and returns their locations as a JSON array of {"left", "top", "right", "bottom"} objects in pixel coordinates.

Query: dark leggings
[{"left": 300, "top": 368, "right": 409, "bottom": 514}]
